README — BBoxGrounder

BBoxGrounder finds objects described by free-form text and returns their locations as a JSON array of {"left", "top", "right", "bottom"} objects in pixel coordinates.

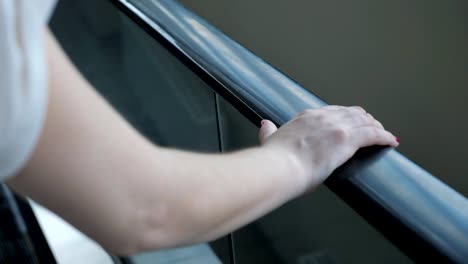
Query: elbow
[
  {"left": 89, "top": 209, "right": 169, "bottom": 256},
  {"left": 101, "top": 236, "right": 167, "bottom": 257},
  {"left": 100, "top": 222, "right": 170, "bottom": 257},
  {"left": 103, "top": 203, "right": 186, "bottom": 256},
  {"left": 100, "top": 192, "right": 211, "bottom": 255}
]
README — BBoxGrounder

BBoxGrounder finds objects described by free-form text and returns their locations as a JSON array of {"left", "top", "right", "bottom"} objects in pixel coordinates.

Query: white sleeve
[{"left": 0, "top": 0, "right": 56, "bottom": 181}]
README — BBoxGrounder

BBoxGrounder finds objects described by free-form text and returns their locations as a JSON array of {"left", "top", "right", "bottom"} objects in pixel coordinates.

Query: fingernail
[{"left": 395, "top": 137, "right": 400, "bottom": 143}]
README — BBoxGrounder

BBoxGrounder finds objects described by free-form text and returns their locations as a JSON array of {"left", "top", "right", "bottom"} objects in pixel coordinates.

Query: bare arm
[{"left": 7, "top": 31, "right": 398, "bottom": 255}]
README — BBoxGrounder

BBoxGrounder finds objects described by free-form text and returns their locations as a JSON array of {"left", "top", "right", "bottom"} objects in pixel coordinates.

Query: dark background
[{"left": 180, "top": 0, "right": 468, "bottom": 197}]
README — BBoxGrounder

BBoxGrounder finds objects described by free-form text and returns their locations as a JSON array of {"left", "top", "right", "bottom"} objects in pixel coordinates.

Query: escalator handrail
[{"left": 111, "top": 0, "right": 468, "bottom": 262}]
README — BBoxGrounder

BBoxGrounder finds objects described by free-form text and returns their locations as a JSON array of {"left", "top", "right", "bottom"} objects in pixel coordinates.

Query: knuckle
[
  {"left": 366, "top": 113, "right": 378, "bottom": 123},
  {"left": 375, "top": 120, "right": 384, "bottom": 128},
  {"left": 364, "top": 114, "right": 374, "bottom": 124},
  {"left": 298, "top": 109, "right": 327, "bottom": 123},
  {"left": 354, "top": 106, "right": 366, "bottom": 113},
  {"left": 356, "top": 114, "right": 368, "bottom": 123},
  {"left": 331, "top": 127, "right": 349, "bottom": 141},
  {"left": 349, "top": 106, "right": 366, "bottom": 115}
]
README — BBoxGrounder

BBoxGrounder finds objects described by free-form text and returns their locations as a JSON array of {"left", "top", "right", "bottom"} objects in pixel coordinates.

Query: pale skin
[{"left": 7, "top": 30, "right": 399, "bottom": 255}]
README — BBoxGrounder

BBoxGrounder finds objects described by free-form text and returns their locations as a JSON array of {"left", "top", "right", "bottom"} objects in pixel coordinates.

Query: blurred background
[
  {"left": 37, "top": 0, "right": 468, "bottom": 263},
  {"left": 180, "top": 0, "right": 468, "bottom": 196}
]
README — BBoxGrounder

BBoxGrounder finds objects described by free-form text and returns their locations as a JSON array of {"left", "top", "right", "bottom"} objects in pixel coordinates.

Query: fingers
[
  {"left": 369, "top": 114, "right": 384, "bottom": 129},
  {"left": 327, "top": 106, "right": 384, "bottom": 129},
  {"left": 291, "top": 106, "right": 397, "bottom": 149},
  {"left": 258, "top": 119, "right": 278, "bottom": 145},
  {"left": 350, "top": 106, "right": 366, "bottom": 114},
  {"left": 351, "top": 126, "right": 399, "bottom": 148}
]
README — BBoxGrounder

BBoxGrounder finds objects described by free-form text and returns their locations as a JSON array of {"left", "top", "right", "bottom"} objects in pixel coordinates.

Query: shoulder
[
  {"left": 0, "top": 0, "right": 56, "bottom": 181},
  {"left": 27, "top": 0, "right": 58, "bottom": 23},
  {"left": 0, "top": 1, "right": 57, "bottom": 22}
]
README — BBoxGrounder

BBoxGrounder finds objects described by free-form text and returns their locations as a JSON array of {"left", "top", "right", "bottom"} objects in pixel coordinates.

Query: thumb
[{"left": 258, "top": 119, "right": 278, "bottom": 145}]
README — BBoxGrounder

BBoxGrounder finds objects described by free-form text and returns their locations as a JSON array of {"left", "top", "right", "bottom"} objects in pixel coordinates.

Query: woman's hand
[{"left": 259, "top": 106, "right": 399, "bottom": 192}]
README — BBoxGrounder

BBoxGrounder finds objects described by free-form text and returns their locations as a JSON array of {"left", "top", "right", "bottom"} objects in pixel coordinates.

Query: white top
[{"left": 0, "top": 0, "right": 56, "bottom": 181}]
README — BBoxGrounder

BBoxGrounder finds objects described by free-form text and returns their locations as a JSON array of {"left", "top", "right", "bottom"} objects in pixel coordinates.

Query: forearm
[
  {"left": 7, "top": 30, "right": 304, "bottom": 255},
  {"left": 136, "top": 146, "right": 303, "bottom": 250}
]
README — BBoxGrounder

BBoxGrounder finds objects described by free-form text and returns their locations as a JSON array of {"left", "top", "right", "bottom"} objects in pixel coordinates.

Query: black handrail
[{"left": 111, "top": 0, "right": 468, "bottom": 262}]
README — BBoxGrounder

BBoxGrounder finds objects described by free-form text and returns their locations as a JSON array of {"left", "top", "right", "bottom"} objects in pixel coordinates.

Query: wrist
[{"left": 258, "top": 144, "right": 309, "bottom": 198}]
